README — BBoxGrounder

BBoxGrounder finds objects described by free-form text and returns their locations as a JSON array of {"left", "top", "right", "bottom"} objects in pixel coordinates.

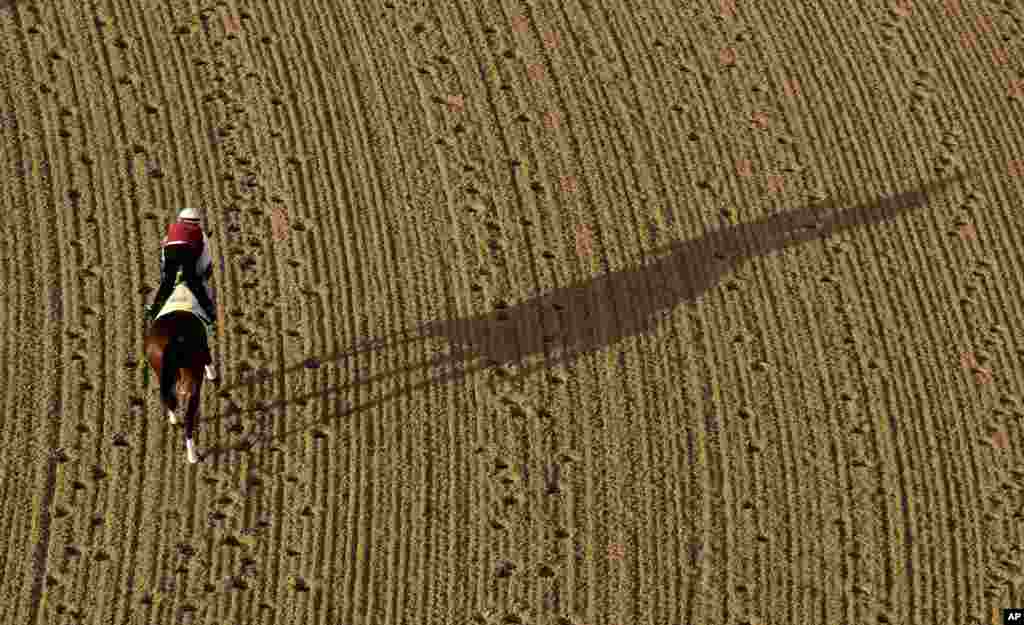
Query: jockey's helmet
[{"left": 177, "top": 207, "right": 201, "bottom": 223}]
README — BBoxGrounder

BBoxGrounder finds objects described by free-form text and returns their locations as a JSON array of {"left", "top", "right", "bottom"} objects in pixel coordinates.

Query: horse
[{"left": 144, "top": 301, "right": 216, "bottom": 464}]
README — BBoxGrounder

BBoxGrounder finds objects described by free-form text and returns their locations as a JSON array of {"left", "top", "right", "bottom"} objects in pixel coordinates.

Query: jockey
[{"left": 145, "top": 207, "right": 218, "bottom": 326}]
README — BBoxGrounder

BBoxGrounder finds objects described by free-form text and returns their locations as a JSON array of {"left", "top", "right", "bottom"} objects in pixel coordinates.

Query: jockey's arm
[{"left": 197, "top": 233, "right": 213, "bottom": 281}]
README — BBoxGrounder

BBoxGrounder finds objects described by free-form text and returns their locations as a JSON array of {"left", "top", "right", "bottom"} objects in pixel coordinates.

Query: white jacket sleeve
[{"left": 197, "top": 233, "right": 213, "bottom": 279}]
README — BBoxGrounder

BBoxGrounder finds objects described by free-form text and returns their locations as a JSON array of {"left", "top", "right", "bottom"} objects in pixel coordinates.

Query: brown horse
[{"left": 144, "top": 310, "right": 215, "bottom": 464}]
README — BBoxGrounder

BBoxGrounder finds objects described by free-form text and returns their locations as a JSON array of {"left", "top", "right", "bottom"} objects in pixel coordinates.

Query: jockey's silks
[{"left": 164, "top": 221, "right": 204, "bottom": 251}]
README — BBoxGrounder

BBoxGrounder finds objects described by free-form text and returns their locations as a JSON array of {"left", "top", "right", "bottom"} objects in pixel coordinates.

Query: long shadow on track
[{"left": 204, "top": 172, "right": 966, "bottom": 455}]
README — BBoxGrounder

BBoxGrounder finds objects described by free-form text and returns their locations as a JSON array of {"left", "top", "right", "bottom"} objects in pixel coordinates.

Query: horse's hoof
[
  {"left": 186, "top": 439, "right": 198, "bottom": 464},
  {"left": 168, "top": 409, "right": 177, "bottom": 424},
  {"left": 205, "top": 364, "right": 216, "bottom": 381}
]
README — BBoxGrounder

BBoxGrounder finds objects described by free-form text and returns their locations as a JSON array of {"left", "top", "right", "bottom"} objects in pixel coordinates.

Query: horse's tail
[{"left": 160, "top": 330, "right": 188, "bottom": 411}]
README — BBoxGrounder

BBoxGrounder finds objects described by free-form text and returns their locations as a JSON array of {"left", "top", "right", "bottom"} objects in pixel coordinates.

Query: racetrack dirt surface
[{"left": 2, "top": 1, "right": 1024, "bottom": 624}]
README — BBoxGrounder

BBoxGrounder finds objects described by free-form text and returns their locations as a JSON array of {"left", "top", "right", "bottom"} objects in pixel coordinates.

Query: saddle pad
[{"left": 157, "top": 282, "right": 213, "bottom": 325}]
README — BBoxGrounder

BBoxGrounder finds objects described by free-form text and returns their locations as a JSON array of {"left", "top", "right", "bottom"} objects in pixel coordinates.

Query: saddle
[{"left": 155, "top": 269, "right": 215, "bottom": 340}]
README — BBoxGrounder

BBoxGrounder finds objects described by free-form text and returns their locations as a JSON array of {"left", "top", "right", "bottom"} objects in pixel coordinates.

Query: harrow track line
[
  {"left": 0, "top": 16, "right": 41, "bottom": 622},
  {"left": 753, "top": 6, "right": 905, "bottom": 618},
  {"left": 429, "top": 251, "right": 481, "bottom": 618},
  {"left": 435, "top": 3, "right": 508, "bottom": 618},
  {"left": 569, "top": 23, "right": 663, "bottom": 598},
  {"left": 627, "top": 339, "right": 661, "bottom": 625},
  {"left": 682, "top": 310, "right": 713, "bottom": 625},
  {"left": 572, "top": 30, "right": 701, "bottom": 620},
  {"left": 837, "top": 46, "right": 975, "bottom": 625},
  {"left": 599, "top": 349, "right": 629, "bottom": 624},
  {"left": 275, "top": 1, "right": 347, "bottom": 349},
  {"left": 482, "top": 0, "right": 576, "bottom": 404},
  {"left": 74, "top": 2, "right": 176, "bottom": 616},
  {"left": 610, "top": 4, "right": 692, "bottom": 234},
  {"left": 741, "top": 37, "right": 841, "bottom": 622},
  {"left": 647, "top": 337, "right": 685, "bottom": 624},
  {"left": 254, "top": 4, "right": 350, "bottom": 618},
  {"left": 462, "top": 3, "right": 544, "bottom": 614},
  {"left": 334, "top": 4, "right": 430, "bottom": 620},
  {"left": 653, "top": 314, "right": 692, "bottom": 625},
  {"left": 460, "top": 0, "right": 548, "bottom": 321},
  {"left": 0, "top": 108, "right": 20, "bottom": 617},
  {"left": 48, "top": 10, "right": 104, "bottom": 619},
  {"left": 592, "top": 1, "right": 679, "bottom": 262},
  {"left": 811, "top": 6, "right": 978, "bottom": 618},
  {"left": 328, "top": 5, "right": 432, "bottom": 623},
  {"left": 288, "top": 4, "right": 372, "bottom": 622},
  {"left": 262, "top": 13, "right": 329, "bottom": 618},
  {"left": 274, "top": 7, "right": 379, "bottom": 624},
  {"left": 919, "top": 10, "right": 1024, "bottom": 337},
  {"left": 396, "top": 7, "right": 491, "bottom": 619},
  {"left": 475, "top": 0, "right": 549, "bottom": 332},
  {"left": 413, "top": 385, "right": 433, "bottom": 625},
  {"left": 909, "top": 37, "right": 1024, "bottom": 606},
  {"left": 674, "top": 6, "right": 813, "bottom": 619},
  {"left": 722, "top": 9, "right": 832, "bottom": 603},
  {"left": 102, "top": 2, "right": 191, "bottom": 620},
  {"left": 770, "top": 12, "right": 909, "bottom": 618},
  {"left": 402, "top": 22, "right": 473, "bottom": 332},
  {"left": 523, "top": 4, "right": 653, "bottom": 616},
  {"left": 524, "top": 379, "right": 548, "bottom": 618},
  {"left": 442, "top": 1, "right": 534, "bottom": 391},
  {"left": 780, "top": 39, "right": 892, "bottom": 625},
  {"left": 0, "top": 6, "right": 33, "bottom": 608},
  {"left": 703, "top": 307, "right": 738, "bottom": 625},
  {"left": 544, "top": 2, "right": 631, "bottom": 281},
  {"left": 925, "top": 5, "right": 1024, "bottom": 410},
  {"left": 64, "top": 11, "right": 117, "bottom": 582},
  {"left": 724, "top": 110, "right": 813, "bottom": 625},
  {"left": 497, "top": 5, "right": 573, "bottom": 317},
  {"left": 269, "top": 7, "right": 355, "bottom": 378},
  {"left": 5, "top": 8, "right": 69, "bottom": 622},
  {"left": 99, "top": 0, "right": 177, "bottom": 612},
  {"left": 248, "top": 0, "right": 321, "bottom": 448},
  {"left": 468, "top": 1, "right": 565, "bottom": 616},
  {"left": 823, "top": 47, "right": 955, "bottom": 625}
]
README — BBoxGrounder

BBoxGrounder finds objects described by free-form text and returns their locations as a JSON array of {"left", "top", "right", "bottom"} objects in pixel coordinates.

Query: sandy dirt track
[{"left": 2, "top": 0, "right": 1024, "bottom": 623}]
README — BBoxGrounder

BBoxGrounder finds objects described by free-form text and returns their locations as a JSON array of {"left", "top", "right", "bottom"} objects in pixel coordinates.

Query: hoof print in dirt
[
  {"left": 495, "top": 560, "right": 518, "bottom": 578},
  {"left": 221, "top": 534, "right": 248, "bottom": 549},
  {"left": 51, "top": 447, "right": 70, "bottom": 464},
  {"left": 545, "top": 464, "right": 562, "bottom": 495}
]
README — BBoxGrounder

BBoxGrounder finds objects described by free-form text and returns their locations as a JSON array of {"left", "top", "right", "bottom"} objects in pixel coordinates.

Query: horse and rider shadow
[{"left": 204, "top": 172, "right": 966, "bottom": 456}]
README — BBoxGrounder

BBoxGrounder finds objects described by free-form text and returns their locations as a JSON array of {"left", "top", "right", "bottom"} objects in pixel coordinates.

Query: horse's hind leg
[
  {"left": 184, "top": 381, "right": 201, "bottom": 464},
  {"left": 165, "top": 392, "right": 177, "bottom": 424}
]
